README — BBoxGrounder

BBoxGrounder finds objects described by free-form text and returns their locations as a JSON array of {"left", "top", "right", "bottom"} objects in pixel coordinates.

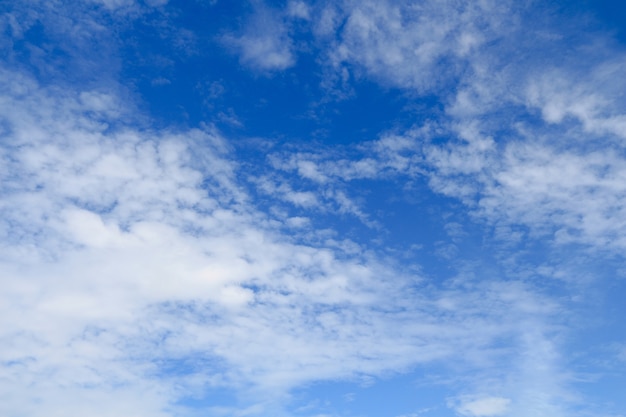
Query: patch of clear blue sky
[
  {"left": 575, "top": 0, "right": 626, "bottom": 42},
  {"left": 287, "top": 373, "right": 454, "bottom": 417}
]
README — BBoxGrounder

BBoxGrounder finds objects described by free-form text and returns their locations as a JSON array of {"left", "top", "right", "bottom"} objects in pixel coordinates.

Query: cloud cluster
[
  {"left": 248, "top": 0, "right": 626, "bottom": 255},
  {"left": 4, "top": 0, "right": 624, "bottom": 416},
  {"left": 321, "top": 0, "right": 517, "bottom": 92},
  {"left": 425, "top": 60, "right": 626, "bottom": 253},
  {"left": 222, "top": 2, "right": 303, "bottom": 72},
  {"left": 454, "top": 396, "right": 511, "bottom": 417},
  {"left": 0, "top": 67, "right": 569, "bottom": 416},
  {"left": 215, "top": 3, "right": 626, "bottom": 413}
]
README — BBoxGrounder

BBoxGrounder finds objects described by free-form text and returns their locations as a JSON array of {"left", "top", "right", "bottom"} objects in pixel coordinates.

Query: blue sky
[{"left": 1, "top": 0, "right": 626, "bottom": 416}]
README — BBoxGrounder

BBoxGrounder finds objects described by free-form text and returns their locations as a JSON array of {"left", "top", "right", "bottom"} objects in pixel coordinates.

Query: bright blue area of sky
[
  {"left": 579, "top": 0, "right": 626, "bottom": 41},
  {"left": 287, "top": 374, "right": 454, "bottom": 417}
]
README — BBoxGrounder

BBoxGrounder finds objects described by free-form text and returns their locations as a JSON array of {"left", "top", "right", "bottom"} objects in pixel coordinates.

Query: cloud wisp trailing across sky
[{"left": 1, "top": 1, "right": 626, "bottom": 417}]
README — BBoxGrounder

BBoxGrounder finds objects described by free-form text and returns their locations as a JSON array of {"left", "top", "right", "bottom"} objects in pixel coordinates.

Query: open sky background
[{"left": 2, "top": 1, "right": 626, "bottom": 416}]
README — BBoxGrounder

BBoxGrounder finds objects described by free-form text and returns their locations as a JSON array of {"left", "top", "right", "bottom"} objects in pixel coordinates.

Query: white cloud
[
  {"left": 229, "top": 33, "right": 295, "bottom": 71},
  {"left": 454, "top": 396, "right": 511, "bottom": 417},
  {"left": 420, "top": 121, "right": 626, "bottom": 252},
  {"left": 222, "top": 4, "right": 295, "bottom": 71},
  {"left": 222, "top": 0, "right": 515, "bottom": 83},
  {"left": 319, "top": 0, "right": 517, "bottom": 92},
  {"left": 93, "top": 0, "right": 135, "bottom": 10},
  {"left": 287, "top": 1, "right": 310, "bottom": 20},
  {"left": 255, "top": 133, "right": 426, "bottom": 227},
  {"left": 89, "top": 0, "right": 168, "bottom": 12},
  {"left": 525, "top": 61, "right": 626, "bottom": 139}
]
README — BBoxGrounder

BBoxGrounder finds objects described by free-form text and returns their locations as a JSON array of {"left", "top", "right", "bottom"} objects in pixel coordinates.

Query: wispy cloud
[
  {"left": 452, "top": 396, "right": 511, "bottom": 417},
  {"left": 222, "top": 3, "right": 297, "bottom": 72},
  {"left": 283, "top": 0, "right": 626, "bottom": 256},
  {"left": 315, "top": 0, "right": 518, "bottom": 93}
]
